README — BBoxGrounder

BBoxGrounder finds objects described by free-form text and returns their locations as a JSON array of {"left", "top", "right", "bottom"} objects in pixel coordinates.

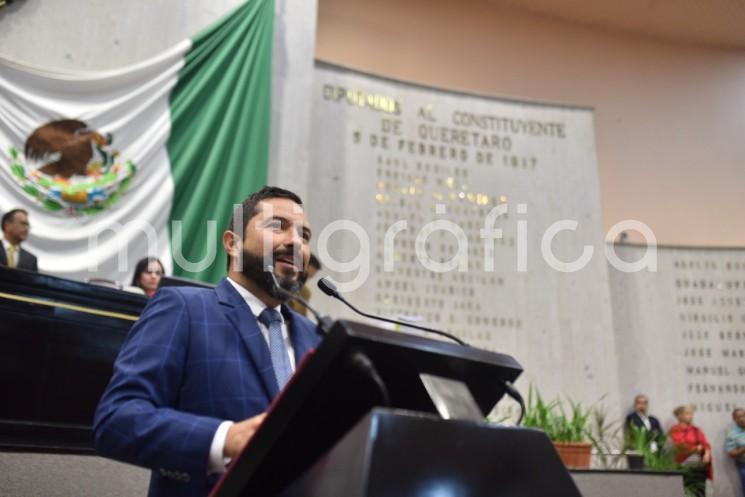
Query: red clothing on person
[{"left": 669, "top": 423, "right": 713, "bottom": 481}]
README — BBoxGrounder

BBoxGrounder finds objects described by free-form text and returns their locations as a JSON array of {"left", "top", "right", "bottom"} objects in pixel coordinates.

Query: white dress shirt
[
  {"left": 636, "top": 411, "right": 652, "bottom": 431},
  {"left": 208, "top": 277, "right": 296, "bottom": 473},
  {"left": 635, "top": 411, "right": 659, "bottom": 452}
]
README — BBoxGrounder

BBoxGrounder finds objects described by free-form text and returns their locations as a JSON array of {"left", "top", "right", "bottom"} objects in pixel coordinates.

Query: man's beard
[{"left": 240, "top": 248, "right": 301, "bottom": 301}]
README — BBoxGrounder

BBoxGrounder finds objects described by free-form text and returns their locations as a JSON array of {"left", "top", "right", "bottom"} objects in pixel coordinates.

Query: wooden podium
[{"left": 211, "top": 320, "right": 582, "bottom": 497}]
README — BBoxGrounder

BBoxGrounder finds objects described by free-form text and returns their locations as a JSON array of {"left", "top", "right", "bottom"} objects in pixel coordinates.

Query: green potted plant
[
  {"left": 625, "top": 424, "right": 650, "bottom": 470},
  {"left": 640, "top": 432, "right": 677, "bottom": 471},
  {"left": 522, "top": 386, "right": 595, "bottom": 469},
  {"left": 587, "top": 407, "right": 626, "bottom": 469},
  {"left": 625, "top": 424, "right": 681, "bottom": 470},
  {"left": 625, "top": 427, "right": 704, "bottom": 497}
]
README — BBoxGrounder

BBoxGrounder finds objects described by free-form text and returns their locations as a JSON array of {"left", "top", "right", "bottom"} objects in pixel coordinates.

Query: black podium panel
[
  {"left": 212, "top": 320, "right": 523, "bottom": 497},
  {"left": 0, "top": 267, "right": 147, "bottom": 452},
  {"left": 282, "top": 408, "right": 583, "bottom": 497}
]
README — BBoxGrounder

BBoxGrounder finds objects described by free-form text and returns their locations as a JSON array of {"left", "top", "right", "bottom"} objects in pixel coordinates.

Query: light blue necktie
[{"left": 258, "top": 308, "right": 292, "bottom": 389}]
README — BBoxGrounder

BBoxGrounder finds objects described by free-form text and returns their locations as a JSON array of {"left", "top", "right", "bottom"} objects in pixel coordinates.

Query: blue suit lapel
[{"left": 215, "top": 278, "right": 280, "bottom": 400}]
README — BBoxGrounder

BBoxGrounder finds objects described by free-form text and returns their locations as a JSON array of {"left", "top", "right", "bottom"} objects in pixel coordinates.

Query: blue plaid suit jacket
[{"left": 93, "top": 278, "right": 322, "bottom": 497}]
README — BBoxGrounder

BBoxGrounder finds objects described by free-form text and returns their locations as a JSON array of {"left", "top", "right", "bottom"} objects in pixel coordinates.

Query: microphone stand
[
  {"left": 317, "top": 277, "right": 467, "bottom": 346},
  {"left": 313, "top": 277, "right": 528, "bottom": 423}
]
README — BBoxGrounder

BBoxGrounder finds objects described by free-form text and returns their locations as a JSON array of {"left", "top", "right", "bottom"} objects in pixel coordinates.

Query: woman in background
[
  {"left": 131, "top": 257, "right": 165, "bottom": 297},
  {"left": 669, "top": 405, "right": 712, "bottom": 497}
]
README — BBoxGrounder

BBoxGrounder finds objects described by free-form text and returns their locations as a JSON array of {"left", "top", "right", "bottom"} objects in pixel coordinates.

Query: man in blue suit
[{"left": 94, "top": 186, "right": 322, "bottom": 497}]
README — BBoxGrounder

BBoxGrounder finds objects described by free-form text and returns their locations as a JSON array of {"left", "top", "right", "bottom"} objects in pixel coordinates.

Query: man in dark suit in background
[
  {"left": 94, "top": 186, "right": 322, "bottom": 497},
  {"left": 0, "top": 208, "right": 38, "bottom": 272},
  {"left": 625, "top": 394, "right": 663, "bottom": 450}
]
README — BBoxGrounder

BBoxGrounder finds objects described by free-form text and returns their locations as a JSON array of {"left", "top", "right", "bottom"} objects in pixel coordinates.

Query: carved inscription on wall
[
  {"left": 675, "top": 257, "right": 745, "bottom": 414},
  {"left": 309, "top": 63, "right": 620, "bottom": 406}
]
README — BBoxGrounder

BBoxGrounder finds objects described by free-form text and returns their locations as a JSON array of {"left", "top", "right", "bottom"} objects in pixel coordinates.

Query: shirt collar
[
  {"left": 227, "top": 277, "right": 284, "bottom": 323},
  {"left": 1, "top": 237, "right": 19, "bottom": 250}
]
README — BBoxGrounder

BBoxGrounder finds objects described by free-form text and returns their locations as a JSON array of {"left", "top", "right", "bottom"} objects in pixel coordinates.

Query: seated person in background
[
  {"left": 669, "top": 405, "right": 712, "bottom": 497},
  {"left": 287, "top": 253, "right": 321, "bottom": 316},
  {"left": 725, "top": 408, "right": 745, "bottom": 497},
  {"left": 1, "top": 208, "right": 38, "bottom": 272},
  {"left": 131, "top": 257, "right": 165, "bottom": 297},
  {"left": 625, "top": 394, "right": 663, "bottom": 450}
]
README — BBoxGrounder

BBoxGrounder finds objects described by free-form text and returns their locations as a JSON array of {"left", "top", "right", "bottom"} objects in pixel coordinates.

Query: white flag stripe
[{"left": 0, "top": 40, "right": 193, "bottom": 283}]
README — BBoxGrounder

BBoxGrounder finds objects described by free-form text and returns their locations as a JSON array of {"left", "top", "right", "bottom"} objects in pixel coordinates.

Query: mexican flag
[{"left": 0, "top": 0, "right": 272, "bottom": 284}]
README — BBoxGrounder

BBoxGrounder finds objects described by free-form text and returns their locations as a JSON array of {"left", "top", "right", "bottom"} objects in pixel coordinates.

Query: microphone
[
  {"left": 317, "top": 277, "right": 467, "bottom": 346},
  {"left": 316, "top": 278, "right": 527, "bottom": 421},
  {"left": 264, "top": 264, "right": 333, "bottom": 336}
]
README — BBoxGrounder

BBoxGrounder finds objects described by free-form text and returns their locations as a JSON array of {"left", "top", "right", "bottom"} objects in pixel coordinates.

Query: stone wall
[{"left": 610, "top": 243, "right": 745, "bottom": 497}]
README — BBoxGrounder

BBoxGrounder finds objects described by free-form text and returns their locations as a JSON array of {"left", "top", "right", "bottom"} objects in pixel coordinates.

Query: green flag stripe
[{"left": 167, "top": 0, "right": 274, "bottom": 283}]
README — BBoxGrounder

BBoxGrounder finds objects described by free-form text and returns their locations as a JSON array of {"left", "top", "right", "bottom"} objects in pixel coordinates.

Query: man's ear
[{"left": 223, "top": 231, "right": 240, "bottom": 259}]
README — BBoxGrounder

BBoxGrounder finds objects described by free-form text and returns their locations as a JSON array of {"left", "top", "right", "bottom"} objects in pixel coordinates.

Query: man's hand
[
  {"left": 702, "top": 450, "right": 711, "bottom": 464},
  {"left": 729, "top": 446, "right": 745, "bottom": 459},
  {"left": 224, "top": 413, "right": 267, "bottom": 459}
]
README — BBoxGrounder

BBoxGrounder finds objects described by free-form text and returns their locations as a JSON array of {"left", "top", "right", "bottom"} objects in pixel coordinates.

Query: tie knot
[{"left": 258, "top": 307, "right": 282, "bottom": 327}]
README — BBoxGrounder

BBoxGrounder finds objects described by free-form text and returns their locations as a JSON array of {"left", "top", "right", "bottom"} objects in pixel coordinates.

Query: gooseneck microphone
[
  {"left": 316, "top": 277, "right": 530, "bottom": 422},
  {"left": 316, "top": 277, "right": 467, "bottom": 346},
  {"left": 265, "top": 264, "right": 333, "bottom": 336}
]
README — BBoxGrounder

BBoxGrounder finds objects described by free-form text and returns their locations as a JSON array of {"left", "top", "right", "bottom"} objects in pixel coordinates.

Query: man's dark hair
[
  {"left": 2, "top": 209, "right": 28, "bottom": 232},
  {"left": 226, "top": 186, "right": 304, "bottom": 270},
  {"left": 227, "top": 186, "right": 303, "bottom": 233},
  {"left": 309, "top": 253, "right": 321, "bottom": 270}
]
